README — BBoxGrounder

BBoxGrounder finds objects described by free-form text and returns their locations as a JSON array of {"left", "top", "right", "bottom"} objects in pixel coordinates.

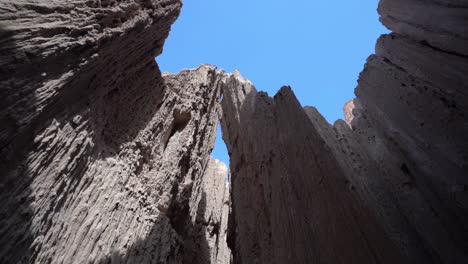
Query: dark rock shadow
[
  {"left": 96, "top": 192, "right": 211, "bottom": 264},
  {"left": 0, "top": 22, "right": 36, "bottom": 264},
  {"left": 181, "top": 192, "right": 213, "bottom": 264},
  {"left": 349, "top": 56, "right": 468, "bottom": 262}
]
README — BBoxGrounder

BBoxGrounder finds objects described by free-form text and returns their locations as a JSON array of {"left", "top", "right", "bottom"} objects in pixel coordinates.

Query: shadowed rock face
[{"left": 1, "top": 0, "right": 467, "bottom": 264}]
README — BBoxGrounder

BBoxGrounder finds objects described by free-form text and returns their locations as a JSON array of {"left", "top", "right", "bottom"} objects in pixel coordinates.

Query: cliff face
[
  {"left": 219, "top": 1, "right": 468, "bottom": 263},
  {"left": 315, "top": 35, "right": 468, "bottom": 263},
  {"left": 219, "top": 73, "right": 403, "bottom": 263},
  {"left": 326, "top": 1, "right": 468, "bottom": 262},
  {"left": 1, "top": 0, "right": 467, "bottom": 264},
  {"left": 0, "top": 1, "right": 230, "bottom": 263}
]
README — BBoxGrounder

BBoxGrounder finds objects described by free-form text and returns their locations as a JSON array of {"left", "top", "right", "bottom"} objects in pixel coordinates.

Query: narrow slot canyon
[{"left": 0, "top": 0, "right": 467, "bottom": 264}]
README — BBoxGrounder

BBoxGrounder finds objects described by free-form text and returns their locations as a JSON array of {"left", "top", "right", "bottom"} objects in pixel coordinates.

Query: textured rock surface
[
  {"left": 0, "top": 59, "right": 229, "bottom": 263},
  {"left": 0, "top": 1, "right": 231, "bottom": 262},
  {"left": 320, "top": 40, "right": 467, "bottom": 264},
  {"left": 378, "top": 0, "right": 468, "bottom": 56},
  {"left": 186, "top": 157, "right": 231, "bottom": 264},
  {"left": 315, "top": 2, "right": 468, "bottom": 262},
  {"left": 217, "top": 2, "right": 468, "bottom": 264},
  {"left": 219, "top": 72, "right": 403, "bottom": 264}
]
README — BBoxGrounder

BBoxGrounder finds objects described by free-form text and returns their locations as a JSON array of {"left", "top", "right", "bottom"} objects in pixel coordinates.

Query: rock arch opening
[{"left": 210, "top": 122, "right": 230, "bottom": 182}]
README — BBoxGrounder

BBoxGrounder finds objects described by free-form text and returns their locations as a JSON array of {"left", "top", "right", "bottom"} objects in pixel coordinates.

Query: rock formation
[
  {"left": 219, "top": 1, "right": 468, "bottom": 263},
  {"left": 1, "top": 0, "right": 467, "bottom": 263},
  {"left": 0, "top": 1, "right": 230, "bottom": 263},
  {"left": 309, "top": 2, "right": 468, "bottom": 262},
  {"left": 305, "top": 34, "right": 468, "bottom": 263},
  {"left": 219, "top": 73, "right": 403, "bottom": 263}
]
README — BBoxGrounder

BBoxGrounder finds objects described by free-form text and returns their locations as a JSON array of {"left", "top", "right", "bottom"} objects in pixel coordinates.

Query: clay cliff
[{"left": 0, "top": 0, "right": 467, "bottom": 263}]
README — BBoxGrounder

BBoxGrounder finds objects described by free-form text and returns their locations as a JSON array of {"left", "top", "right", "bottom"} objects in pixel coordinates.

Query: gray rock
[
  {"left": 186, "top": 157, "right": 231, "bottom": 264},
  {"left": 216, "top": 3, "right": 468, "bottom": 263},
  {"left": 219, "top": 72, "right": 403, "bottom": 264},
  {"left": 305, "top": 10, "right": 468, "bottom": 264},
  {"left": 378, "top": 0, "right": 468, "bottom": 56},
  {"left": 0, "top": 0, "right": 231, "bottom": 262}
]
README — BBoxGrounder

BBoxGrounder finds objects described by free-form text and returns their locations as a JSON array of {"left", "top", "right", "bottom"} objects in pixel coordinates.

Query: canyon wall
[
  {"left": 219, "top": 73, "right": 403, "bottom": 263},
  {"left": 0, "top": 1, "right": 230, "bottom": 263},
  {"left": 306, "top": 33, "right": 468, "bottom": 263}
]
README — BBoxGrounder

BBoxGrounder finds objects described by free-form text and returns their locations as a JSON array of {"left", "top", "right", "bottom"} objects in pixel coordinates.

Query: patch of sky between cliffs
[
  {"left": 156, "top": 0, "right": 389, "bottom": 169},
  {"left": 211, "top": 122, "right": 230, "bottom": 167}
]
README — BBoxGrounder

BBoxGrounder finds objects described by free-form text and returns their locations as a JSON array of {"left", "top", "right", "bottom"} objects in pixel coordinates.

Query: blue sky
[{"left": 157, "top": 0, "right": 388, "bottom": 165}]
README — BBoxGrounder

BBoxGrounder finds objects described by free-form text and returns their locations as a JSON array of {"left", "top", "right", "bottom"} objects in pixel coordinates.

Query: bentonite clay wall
[{"left": 1, "top": 0, "right": 467, "bottom": 264}]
